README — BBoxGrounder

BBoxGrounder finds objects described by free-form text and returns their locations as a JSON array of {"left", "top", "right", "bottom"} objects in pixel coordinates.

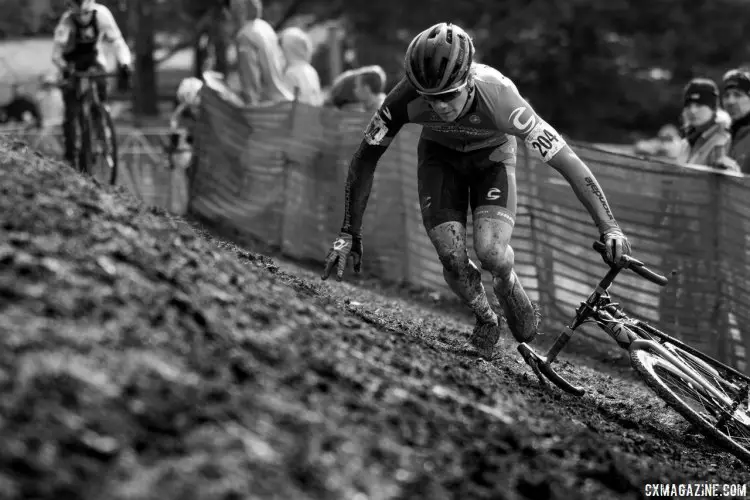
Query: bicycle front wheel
[
  {"left": 77, "top": 109, "right": 92, "bottom": 175},
  {"left": 89, "top": 105, "right": 118, "bottom": 185},
  {"left": 631, "top": 345, "right": 750, "bottom": 463}
]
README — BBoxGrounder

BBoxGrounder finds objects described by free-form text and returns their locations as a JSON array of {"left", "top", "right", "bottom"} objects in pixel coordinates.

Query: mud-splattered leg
[
  {"left": 473, "top": 217, "right": 539, "bottom": 343},
  {"left": 426, "top": 221, "right": 498, "bottom": 326}
]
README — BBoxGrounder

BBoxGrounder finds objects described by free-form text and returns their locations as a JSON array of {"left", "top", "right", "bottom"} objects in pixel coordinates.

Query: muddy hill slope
[{"left": 0, "top": 141, "right": 748, "bottom": 500}]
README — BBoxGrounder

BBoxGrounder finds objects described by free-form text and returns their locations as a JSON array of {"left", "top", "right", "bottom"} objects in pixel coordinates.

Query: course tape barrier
[{"left": 8, "top": 86, "right": 749, "bottom": 375}]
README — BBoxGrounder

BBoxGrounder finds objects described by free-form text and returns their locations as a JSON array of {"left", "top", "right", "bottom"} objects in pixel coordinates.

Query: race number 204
[{"left": 644, "top": 483, "right": 748, "bottom": 497}]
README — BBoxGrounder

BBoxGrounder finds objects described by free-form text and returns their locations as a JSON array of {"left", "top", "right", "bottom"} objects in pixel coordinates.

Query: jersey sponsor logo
[
  {"left": 584, "top": 177, "right": 615, "bottom": 221},
  {"left": 422, "top": 122, "right": 495, "bottom": 138},
  {"left": 420, "top": 195, "right": 432, "bottom": 211},
  {"left": 524, "top": 120, "right": 565, "bottom": 161},
  {"left": 486, "top": 187, "right": 503, "bottom": 201},
  {"left": 509, "top": 106, "right": 536, "bottom": 133},
  {"left": 364, "top": 108, "right": 389, "bottom": 145}
]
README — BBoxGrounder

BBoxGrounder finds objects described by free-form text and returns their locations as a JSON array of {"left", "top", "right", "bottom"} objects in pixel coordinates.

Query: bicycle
[
  {"left": 60, "top": 69, "right": 120, "bottom": 185},
  {"left": 517, "top": 241, "right": 750, "bottom": 463}
]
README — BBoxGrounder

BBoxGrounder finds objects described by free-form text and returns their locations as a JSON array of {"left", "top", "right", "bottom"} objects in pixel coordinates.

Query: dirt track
[{"left": 1, "top": 140, "right": 748, "bottom": 500}]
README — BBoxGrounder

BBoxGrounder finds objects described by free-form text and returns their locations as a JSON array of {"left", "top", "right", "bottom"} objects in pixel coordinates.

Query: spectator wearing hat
[
  {"left": 676, "top": 78, "right": 735, "bottom": 171},
  {"left": 717, "top": 69, "right": 750, "bottom": 173}
]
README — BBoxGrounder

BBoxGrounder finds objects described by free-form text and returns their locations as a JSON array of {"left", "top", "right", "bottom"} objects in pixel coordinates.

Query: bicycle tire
[
  {"left": 91, "top": 105, "right": 118, "bottom": 185},
  {"left": 77, "top": 107, "right": 92, "bottom": 175},
  {"left": 630, "top": 345, "right": 750, "bottom": 464},
  {"left": 635, "top": 321, "right": 750, "bottom": 385}
]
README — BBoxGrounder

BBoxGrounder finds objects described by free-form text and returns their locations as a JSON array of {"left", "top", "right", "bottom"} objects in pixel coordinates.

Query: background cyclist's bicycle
[
  {"left": 518, "top": 242, "right": 750, "bottom": 464},
  {"left": 59, "top": 70, "right": 120, "bottom": 186}
]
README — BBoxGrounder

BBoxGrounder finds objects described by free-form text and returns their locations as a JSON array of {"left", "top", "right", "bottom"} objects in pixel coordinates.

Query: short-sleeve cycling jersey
[
  {"left": 341, "top": 62, "right": 621, "bottom": 240},
  {"left": 363, "top": 63, "right": 564, "bottom": 160},
  {"left": 52, "top": 4, "right": 132, "bottom": 70}
]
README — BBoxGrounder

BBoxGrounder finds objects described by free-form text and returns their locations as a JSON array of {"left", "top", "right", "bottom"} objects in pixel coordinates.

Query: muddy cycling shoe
[{"left": 466, "top": 316, "right": 502, "bottom": 360}]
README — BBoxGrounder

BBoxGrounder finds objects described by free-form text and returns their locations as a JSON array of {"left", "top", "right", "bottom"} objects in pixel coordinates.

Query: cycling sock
[{"left": 443, "top": 259, "right": 498, "bottom": 325}]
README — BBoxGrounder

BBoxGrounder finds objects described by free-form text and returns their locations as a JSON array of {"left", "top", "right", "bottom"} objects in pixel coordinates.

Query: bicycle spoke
[
  {"left": 632, "top": 347, "right": 750, "bottom": 462},
  {"left": 656, "top": 366, "right": 750, "bottom": 449}
]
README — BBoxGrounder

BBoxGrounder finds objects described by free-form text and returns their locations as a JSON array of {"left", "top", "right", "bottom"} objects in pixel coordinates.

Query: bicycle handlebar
[
  {"left": 71, "top": 69, "right": 121, "bottom": 78},
  {"left": 592, "top": 241, "right": 668, "bottom": 286},
  {"left": 56, "top": 70, "right": 122, "bottom": 86},
  {"left": 516, "top": 240, "right": 670, "bottom": 396}
]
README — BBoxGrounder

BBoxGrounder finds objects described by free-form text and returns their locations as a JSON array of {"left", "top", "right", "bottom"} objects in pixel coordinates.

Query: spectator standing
[
  {"left": 35, "top": 72, "right": 64, "bottom": 129},
  {"left": 279, "top": 27, "right": 323, "bottom": 107},
  {"left": 718, "top": 69, "right": 750, "bottom": 173},
  {"left": 676, "top": 78, "right": 735, "bottom": 170},
  {"left": 224, "top": 0, "right": 292, "bottom": 105},
  {"left": 633, "top": 123, "right": 682, "bottom": 160},
  {"left": 352, "top": 65, "right": 387, "bottom": 113},
  {"left": 326, "top": 65, "right": 387, "bottom": 112}
]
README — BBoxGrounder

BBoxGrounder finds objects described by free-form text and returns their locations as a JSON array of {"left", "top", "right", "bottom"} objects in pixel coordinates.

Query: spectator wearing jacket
[
  {"left": 279, "top": 27, "right": 323, "bottom": 107},
  {"left": 717, "top": 69, "right": 750, "bottom": 173},
  {"left": 225, "top": 0, "right": 292, "bottom": 105},
  {"left": 676, "top": 78, "right": 735, "bottom": 171}
]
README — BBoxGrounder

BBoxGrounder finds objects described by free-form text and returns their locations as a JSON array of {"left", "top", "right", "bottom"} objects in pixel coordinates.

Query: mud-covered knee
[{"left": 475, "top": 242, "right": 513, "bottom": 276}]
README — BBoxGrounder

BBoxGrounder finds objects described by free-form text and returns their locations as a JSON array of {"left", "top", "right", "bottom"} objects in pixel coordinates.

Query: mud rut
[{"left": 0, "top": 141, "right": 748, "bottom": 500}]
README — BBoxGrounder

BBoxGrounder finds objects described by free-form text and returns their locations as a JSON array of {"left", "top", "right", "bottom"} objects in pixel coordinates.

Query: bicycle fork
[{"left": 536, "top": 296, "right": 623, "bottom": 366}]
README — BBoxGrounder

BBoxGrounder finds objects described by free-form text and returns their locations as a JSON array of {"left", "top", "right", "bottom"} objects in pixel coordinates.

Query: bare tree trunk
[
  {"left": 212, "top": 7, "right": 229, "bottom": 75},
  {"left": 131, "top": 0, "right": 159, "bottom": 116},
  {"left": 193, "top": 32, "right": 209, "bottom": 78}
]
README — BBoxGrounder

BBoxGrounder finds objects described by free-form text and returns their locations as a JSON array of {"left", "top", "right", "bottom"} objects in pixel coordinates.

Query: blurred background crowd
[{"left": 0, "top": 0, "right": 749, "bottom": 173}]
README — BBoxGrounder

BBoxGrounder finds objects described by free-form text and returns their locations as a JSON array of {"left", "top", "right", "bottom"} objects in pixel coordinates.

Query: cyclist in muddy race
[
  {"left": 52, "top": 0, "right": 132, "bottom": 166},
  {"left": 322, "top": 22, "right": 631, "bottom": 359}
]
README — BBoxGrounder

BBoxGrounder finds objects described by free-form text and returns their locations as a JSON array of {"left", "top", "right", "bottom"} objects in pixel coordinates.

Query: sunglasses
[{"left": 418, "top": 81, "right": 467, "bottom": 103}]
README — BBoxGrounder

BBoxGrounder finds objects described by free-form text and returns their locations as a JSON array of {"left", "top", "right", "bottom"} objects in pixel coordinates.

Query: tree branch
[
  {"left": 273, "top": 0, "right": 309, "bottom": 30},
  {"left": 155, "top": 40, "right": 195, "bottom": 65},
  {"left": 154, "top": 10, "right": 216, "bottom": 66}
]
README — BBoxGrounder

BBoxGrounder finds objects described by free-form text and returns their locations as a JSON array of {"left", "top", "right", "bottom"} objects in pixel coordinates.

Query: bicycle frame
[
  {"left": 74, "top": 73, "right": 105, "bottom": 119},
  {"left": 516, "top": 241, "right": 749, "bottom": 408},
  {"left": 65, "top": 69, "right": 118, "bottom": 115}
]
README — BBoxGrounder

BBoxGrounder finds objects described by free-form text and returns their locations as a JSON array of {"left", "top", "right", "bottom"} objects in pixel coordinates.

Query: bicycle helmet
[
  {"left": 177, "top": 77, "right": 204, "bottom": 107},
  {"left": 404, "top": 22, "right": 474, "bottom": 95},
  {"left": 68, "top": 0, "right": 95, "bottom": 12}
]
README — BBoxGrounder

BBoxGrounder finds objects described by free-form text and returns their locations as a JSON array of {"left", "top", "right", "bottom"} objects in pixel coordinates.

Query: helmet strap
[{"left": 455, "top": 79, "right": 476, "bottom": 120}]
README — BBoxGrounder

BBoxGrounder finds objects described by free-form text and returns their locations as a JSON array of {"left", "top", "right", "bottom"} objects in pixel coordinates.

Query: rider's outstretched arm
[
  {"left": 339, "top": 79, "right": 413, "bottom": 235},
  {"left": 544, "top": 148, "right": 619, "bottom": 233},
  {"left": 494, "top": 85, "right": 620, "bottom": 233},
  {"left": 340, "top": 141, "right": 388, "bottom": 236},
  {"left": 96, "top": 5, "right": 132, "bottom": 67}
]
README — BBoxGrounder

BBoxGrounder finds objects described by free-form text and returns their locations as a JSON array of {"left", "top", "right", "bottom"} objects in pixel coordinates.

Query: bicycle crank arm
[{"left": 517, "top": 343, "right": 586, "bottom": 397}]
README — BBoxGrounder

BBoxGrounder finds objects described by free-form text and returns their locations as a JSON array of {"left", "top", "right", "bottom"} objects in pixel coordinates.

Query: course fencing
[{"left": 189, "top": 85, "right": 750, "bottom": 375}]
